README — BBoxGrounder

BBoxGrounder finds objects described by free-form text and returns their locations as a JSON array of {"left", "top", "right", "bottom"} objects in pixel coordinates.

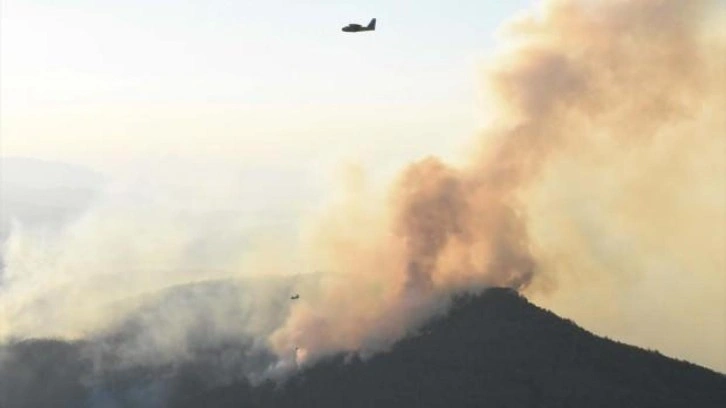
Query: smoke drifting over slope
[
  {"left": 1, "top": 0, "right": 725, "bottom": 383},
  {"left": 271, "top": 0, "right": 726, "bottom": 369}
]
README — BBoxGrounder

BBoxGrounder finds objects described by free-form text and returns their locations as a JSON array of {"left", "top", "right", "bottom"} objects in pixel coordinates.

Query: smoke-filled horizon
[{"left": 1, "top": 0, "right": 724, "bottom": 381}]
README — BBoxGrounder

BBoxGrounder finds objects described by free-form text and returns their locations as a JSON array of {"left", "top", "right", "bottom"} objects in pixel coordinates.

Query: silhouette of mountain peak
[{"left": 177, "top": 287, "right": 725, "bottom": 408}]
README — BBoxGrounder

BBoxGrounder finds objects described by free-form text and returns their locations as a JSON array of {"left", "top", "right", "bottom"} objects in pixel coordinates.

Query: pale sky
[
  {"left": 0, "top": 0, "right": 537, "bottom": 296},
  {"left": 1, "top": 0, "right": 534, "bottom": 174}
]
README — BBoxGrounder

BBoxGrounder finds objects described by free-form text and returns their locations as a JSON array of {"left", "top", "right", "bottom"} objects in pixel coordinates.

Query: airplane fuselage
[
  {"left": 342, "top": 18, "right": 376, "bottom": 33},
  {"left": 342, "top": 25, "right": 372, "bottom": 32}
]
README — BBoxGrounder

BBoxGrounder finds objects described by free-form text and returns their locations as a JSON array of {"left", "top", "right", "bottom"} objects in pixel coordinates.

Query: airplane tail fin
[{"left": 367, "top": 18, "right": 376, "bottom": 30}]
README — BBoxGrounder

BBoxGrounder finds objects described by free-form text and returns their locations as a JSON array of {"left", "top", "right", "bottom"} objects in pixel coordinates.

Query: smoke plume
[
  {"left": 270, "top": 0, "right": 726, "bottom": 369},
  {"left": 1, "top": 1, "right": 724, "bottom": 396}
]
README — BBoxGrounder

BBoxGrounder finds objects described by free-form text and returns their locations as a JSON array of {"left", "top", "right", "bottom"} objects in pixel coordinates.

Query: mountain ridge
[
  {"left": 1, "top": 287, "right": 723, "bottom": 407},
  {"left": 174, "top": 288, "right": 726, "bottom": 408}
]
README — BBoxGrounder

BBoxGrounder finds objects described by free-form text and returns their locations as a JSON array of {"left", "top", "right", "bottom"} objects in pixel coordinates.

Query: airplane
[
  {"left": 342, "top": 18, "right": 376, "bottom": 33},
  {"left": 290, "top": 294, "right": 300, "bottom": 300}
]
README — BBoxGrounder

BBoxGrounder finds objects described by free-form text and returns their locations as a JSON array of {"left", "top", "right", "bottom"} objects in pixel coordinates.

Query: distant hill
[
  {"left": 1, "top": 288, "right": 724, "bottom": 407},
  {"left": 175, "top": 288, "right": 726, "bottom": 408},
  {"left": 0, "top": 157, "right": 105, "bottom": 239}
]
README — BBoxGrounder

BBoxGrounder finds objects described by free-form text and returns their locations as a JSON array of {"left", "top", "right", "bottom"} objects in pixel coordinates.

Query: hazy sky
[{"left": 1, "top": 0, "right": 534, "bottom": 174}]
